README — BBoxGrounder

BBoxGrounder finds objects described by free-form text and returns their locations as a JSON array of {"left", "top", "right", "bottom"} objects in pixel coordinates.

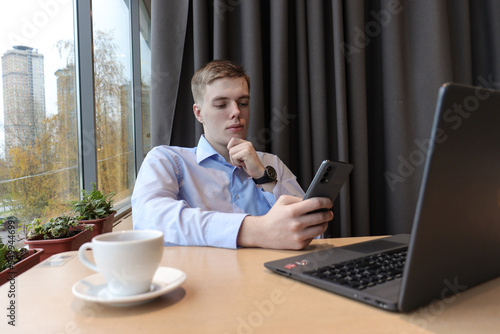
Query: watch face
[{"left": 266, "top": 166, "right": 277, "bottom": 180}]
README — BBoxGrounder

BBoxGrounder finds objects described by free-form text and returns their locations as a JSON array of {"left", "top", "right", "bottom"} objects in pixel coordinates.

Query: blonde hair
[{"left": 191, "top": 60, "right": 250, "bottom": 105}]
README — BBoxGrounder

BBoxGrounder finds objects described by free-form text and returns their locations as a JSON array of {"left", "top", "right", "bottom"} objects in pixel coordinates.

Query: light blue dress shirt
[{"left": 131, "top": 135, "right": 305, "bottom": 249}]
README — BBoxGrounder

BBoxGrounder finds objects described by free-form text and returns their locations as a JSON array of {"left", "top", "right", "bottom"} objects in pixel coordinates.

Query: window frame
[{"left": 74, "top": 0, "right": 146, "bottom": 205}]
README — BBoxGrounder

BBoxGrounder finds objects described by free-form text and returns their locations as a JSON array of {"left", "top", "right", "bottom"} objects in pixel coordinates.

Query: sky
[{"left": 0, "top": 0, "right": 147, "bottom": 159}]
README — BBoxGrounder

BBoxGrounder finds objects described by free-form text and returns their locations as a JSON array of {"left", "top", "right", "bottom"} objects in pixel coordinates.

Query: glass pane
[
  {"left": 140, "top": 0, "right": 152, "bottom": 156},
  {"left": 0, "top": 1, "right": 79, "bottom": 230},
  {"left": 91, "top": 0, "right": 135, "bottom": 208}
]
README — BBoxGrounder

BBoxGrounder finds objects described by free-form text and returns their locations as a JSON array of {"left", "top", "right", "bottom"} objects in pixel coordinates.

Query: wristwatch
[{"left": 253, "top": 166, "right": 277, "bottom": 185}]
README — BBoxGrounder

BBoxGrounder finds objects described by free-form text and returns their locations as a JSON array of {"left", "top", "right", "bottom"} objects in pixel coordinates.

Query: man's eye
[
  {"left": 238, "top": 103, "right": 248, "bottom": 107},
  {"left": 215, "top": 104, "right": 226, "bottom": 108}
]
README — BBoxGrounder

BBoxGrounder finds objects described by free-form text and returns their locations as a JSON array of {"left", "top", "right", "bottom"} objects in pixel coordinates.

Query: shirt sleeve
[
  {"left": 131, "top": 148, "right": 247, "bottom": 249},
  {"left": 258, "top": 154, "right": 305, "bottom": 206}
]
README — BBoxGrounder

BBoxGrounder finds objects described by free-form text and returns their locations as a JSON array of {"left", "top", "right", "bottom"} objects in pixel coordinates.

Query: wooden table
[{"left": 1, "top": 236, "right": 499, "bottom": 333}]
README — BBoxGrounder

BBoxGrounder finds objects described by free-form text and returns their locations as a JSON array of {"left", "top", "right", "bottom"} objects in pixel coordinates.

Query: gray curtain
[{"left": 150, "top": 0, "right": 500, "bottom": 237}]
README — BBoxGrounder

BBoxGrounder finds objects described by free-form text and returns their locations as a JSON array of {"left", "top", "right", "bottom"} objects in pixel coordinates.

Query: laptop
[{"left": 264, "top": 82, "right": 500, "bottom": 312}]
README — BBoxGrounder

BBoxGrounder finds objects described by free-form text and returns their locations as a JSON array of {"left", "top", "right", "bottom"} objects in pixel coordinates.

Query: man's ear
[{"left": 193, "top": 104, "right": 203, "bottom": 123}]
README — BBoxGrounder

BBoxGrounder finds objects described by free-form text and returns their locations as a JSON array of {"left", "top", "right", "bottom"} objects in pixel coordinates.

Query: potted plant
[
  {"left": 71, "top": 183, "right": 116, "bottom": 237},
  {"left": 0, "top": 236, "right": 44, "bottom": 286},
  {"left": 22, "top": 215, "right": 93, "bottom": 261}
]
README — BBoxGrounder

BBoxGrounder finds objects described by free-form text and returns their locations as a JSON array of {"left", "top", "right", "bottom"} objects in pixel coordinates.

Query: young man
[{"left": 132, "top": 60, "right": 333, "bottom": 249}]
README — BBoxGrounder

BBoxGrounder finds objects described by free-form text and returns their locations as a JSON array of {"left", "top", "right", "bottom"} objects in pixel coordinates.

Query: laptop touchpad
[{"left": 342, "top": 240, "right": 406, "bottom": 254}]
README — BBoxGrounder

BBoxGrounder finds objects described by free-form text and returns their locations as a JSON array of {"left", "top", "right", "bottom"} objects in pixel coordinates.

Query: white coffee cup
[{"left": 78, "top": 230, "right": 164, "bottom": 296}]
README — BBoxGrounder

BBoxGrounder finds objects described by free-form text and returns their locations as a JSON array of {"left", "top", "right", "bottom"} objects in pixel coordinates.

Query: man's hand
[
  {"left": 227, "top": 137, "right": 265, "bottom": 178},
  {"left": 237, "top": 196, "right": 334, "bottom": 250}
]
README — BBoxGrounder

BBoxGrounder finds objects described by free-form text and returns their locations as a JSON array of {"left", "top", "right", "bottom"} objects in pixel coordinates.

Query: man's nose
[{"left": 229, "top": 102, "right": 241, "bottom": 118}]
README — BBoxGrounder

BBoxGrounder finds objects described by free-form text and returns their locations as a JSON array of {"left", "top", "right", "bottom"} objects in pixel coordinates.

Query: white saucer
[{"left": 72, "top": 267, "right": 186, "bottom": 306}]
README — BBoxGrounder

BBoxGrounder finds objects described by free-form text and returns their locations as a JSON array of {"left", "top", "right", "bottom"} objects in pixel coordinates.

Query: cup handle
[{"left": 78, "top": 242, "right": 99, "bottom": 272}]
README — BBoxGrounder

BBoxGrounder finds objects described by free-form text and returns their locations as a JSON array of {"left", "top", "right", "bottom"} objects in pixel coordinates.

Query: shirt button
[{"left": 235, "top": 194, "right": 240, "bottom": 199}]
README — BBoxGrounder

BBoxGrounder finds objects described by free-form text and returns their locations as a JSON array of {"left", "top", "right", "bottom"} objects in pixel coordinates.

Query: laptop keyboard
[{"left": 304, "top": 248, "right": 408, "bottom": 290}]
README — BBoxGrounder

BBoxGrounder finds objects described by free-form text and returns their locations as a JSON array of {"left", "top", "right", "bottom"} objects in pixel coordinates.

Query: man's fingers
[
  {"left": 304, "top": 222, "right": 328, "bottom": 238},
  {"left": 299, "top": 210, "right": 333, "bottom": 226},
  {"left": 229, "top": 150, "right": 246, "bottom": 168},
  {"left": 276, "top": 196, "right": 333, "bottom": 227},
  {"left": 277, "top": 196, "right": 332, "bottom": 214},
  {"left": 227, "top": 138, "right": 248, "bottom": 165},
  {"left": 227, "top": 139, "right": 266, "bottom": 178},
  {"left": 227, "top": 137, "right": 244, "bottom": 150},
  {"left": 276, "top": 194, "right": 303, "bottom": 205},
  {"left": 291, "top": 196, "right": 333, "bottom": 215}
]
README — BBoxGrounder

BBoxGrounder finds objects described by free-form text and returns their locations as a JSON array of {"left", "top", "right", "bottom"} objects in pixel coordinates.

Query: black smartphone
[{"left": 303, "top": 160, "right": 353, "bottom": 205}]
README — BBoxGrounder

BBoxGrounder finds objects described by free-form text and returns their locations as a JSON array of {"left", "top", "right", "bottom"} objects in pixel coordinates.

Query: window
[
  {"left": 0, "top": 0, "right": 150, "bottom": 229},
  {"left": 139, "top": 0, "right": 152, "bottom": 156},
  {"left": 92, "top": 0, "right": 136, "bottom": 208},
  {"left": 0, "top": 1, "right": 79, "bottom": 223}
]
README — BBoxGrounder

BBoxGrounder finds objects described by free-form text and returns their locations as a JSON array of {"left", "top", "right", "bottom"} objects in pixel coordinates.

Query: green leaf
[{"left": 69, "top": 183, "right": 116, "bottom": 220}]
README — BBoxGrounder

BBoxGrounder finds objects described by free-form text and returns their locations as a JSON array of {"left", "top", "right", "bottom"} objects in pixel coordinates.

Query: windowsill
[{"left": 112, "top": 207, "right": 133, "bottom": 231}]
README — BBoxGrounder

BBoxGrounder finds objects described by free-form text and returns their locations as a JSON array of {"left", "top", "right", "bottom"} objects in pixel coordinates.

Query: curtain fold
[
  {"left": 150, "top": 0, "right": 190, "bottom": 146},
  {"left": 150, "top": 0, "right": 500, "bottom": 237}
]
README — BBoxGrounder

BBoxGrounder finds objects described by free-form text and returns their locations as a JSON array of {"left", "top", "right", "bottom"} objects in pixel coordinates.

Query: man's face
[{"left": 194, "top": 77, "right": 250, "bottom": 154}]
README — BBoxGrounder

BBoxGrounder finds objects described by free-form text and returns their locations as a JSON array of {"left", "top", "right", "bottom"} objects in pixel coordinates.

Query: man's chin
[{"left": 227, "top": 131, "right": 247, "bottom": 140}]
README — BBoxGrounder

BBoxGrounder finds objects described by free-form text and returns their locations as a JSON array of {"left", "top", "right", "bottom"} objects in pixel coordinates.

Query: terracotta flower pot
[
  {"left": 24, "top": 226, "right": 94, "bottom": 261},
  {"left": 79, "top": 212, "right": 116, "bottom": 238},
  {"left": 0, "top": 248, "right": 44, "bottom": 286}
]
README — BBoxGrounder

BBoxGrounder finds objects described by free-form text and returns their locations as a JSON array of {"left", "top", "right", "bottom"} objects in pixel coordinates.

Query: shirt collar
[{"left": 196, "top": 135, "right": 224, "bottom": 164}]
